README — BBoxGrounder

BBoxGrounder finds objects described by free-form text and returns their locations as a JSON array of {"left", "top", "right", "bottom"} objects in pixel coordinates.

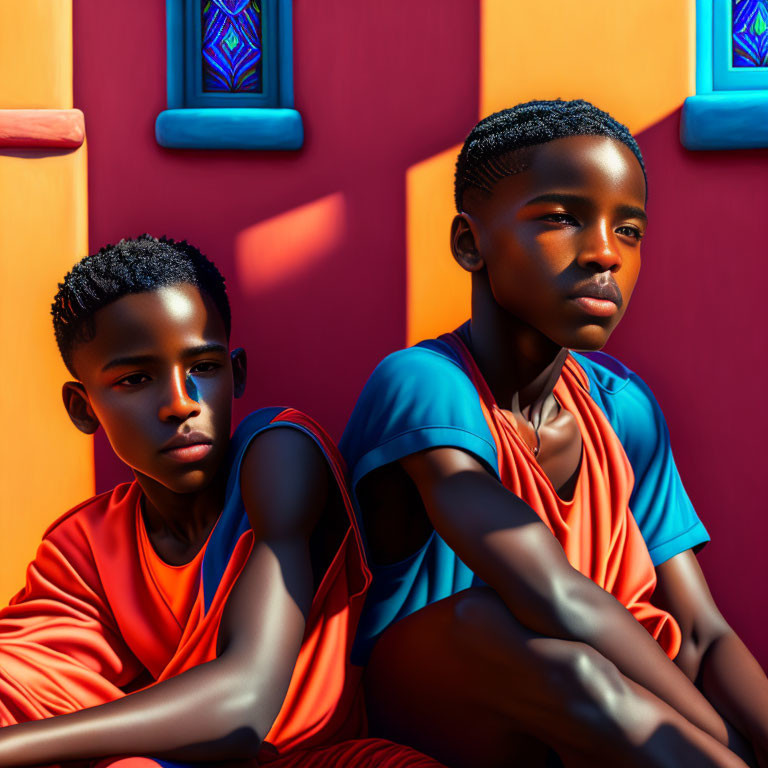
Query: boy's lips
[
  {"left": 568, "top": 279, "right": 623, "bottom": 306},
  {"left": 160, "top": 431, "right": 214, "bottom": 462},
  {"left": 567, "top": 279, "right": 623, "bottom": 317},
  {"left": 569, "top": 296, "right": 619, "bottom": 317},
  {"left": 162, "top": 443, "right": 214, "bottom": 462}
]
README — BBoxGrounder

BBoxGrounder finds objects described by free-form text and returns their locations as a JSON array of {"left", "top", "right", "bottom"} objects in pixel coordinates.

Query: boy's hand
[{"left": 655, "top": 551, "right": 768, "bottom": 768}]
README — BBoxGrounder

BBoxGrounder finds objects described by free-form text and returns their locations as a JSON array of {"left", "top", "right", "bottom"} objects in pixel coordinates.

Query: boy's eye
[
  {"left": 541, "top": 212, "right": 579, "bottom": 226},
  {"left": 116, "top": 373, "right": 150, "bottom": 387},
  {"left": 190, "top": 361, "right": 221, "bottom": 374},
  {"left": 616, "top": 225, "right": 643, "bottom": 240}
]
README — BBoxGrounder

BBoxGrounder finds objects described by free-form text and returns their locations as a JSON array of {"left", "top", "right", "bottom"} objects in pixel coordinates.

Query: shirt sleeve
[
  {"left": 339, "top": 345, "right": 498, "bottom": 489},
  {"left": 0, "top": 527, "right": 143, "bottom": 725},
  {"left": 576, "top": 351, "right": 709, "bottom": 566}
]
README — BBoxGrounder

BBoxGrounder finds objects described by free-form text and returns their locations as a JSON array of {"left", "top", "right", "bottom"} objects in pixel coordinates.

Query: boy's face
[
  {"left": 65, "top": 284, "right": 244, "bottom": 495},
  {"left": 457, "top": 135, "right": 647, "bottom": 350}
]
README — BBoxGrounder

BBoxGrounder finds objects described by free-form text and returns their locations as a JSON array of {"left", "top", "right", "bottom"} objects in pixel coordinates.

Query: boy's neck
[
  {"left": 466, "top": 277, "right": 568, "bottom": 414},
  {"left": 135, "top": 467, "right": 227, "bottom": 554}
]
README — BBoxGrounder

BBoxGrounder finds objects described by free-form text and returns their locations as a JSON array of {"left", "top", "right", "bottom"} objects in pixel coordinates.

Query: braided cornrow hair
[
  {"left": 51, "top": 234, "right": 230, "bottom": 377},
  {"left": 454, "top": 99, "right": 646, "bottom": 212}
]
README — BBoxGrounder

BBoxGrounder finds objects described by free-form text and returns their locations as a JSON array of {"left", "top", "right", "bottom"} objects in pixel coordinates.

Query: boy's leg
[{"left": 364, "top": 587, "right": 743, "bottom": 768}]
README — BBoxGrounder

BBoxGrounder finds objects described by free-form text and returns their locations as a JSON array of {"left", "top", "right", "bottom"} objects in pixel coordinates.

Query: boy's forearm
[
  {"left": 410, "top": 456, "right": 734, "bottom": 752},
  {"left": 699, "top": 630, "right": 768, "bottom": 766},
  {"left": 543, "top": 572, "right": 733, "bottom": 748},
  {"left": 0, "top": 535, "right": 311, "bottom": 767},
  {"left": 0, "top": 656, "right": 276, "bottom": 766}
]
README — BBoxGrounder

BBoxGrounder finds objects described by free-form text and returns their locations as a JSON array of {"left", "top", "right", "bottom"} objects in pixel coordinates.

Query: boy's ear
[
  {"left": 62, "top": 382, "right": 100, "bottom": 435},
  {"left": 231, "top": 347, "right": 247, "bottom": 399},
  {"left": 450, "top": 213, "right": 484, "bottom": 273}
]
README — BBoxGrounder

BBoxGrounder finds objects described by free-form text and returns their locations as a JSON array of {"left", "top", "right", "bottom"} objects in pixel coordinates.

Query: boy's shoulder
[
  {"left": 340, "top": 338, "right": 499, "bottom": 480},
  {"left": 570, "top": 349, "right": 666, "bottom": 425},
  {"left": 344, "top": 339, "right": 484, "bottom": 435},
  {"left": 229, "top": 406, "right": 342, "bottom": 475},
  {"left": 363, "top": 338, "right": 474, "bottom": 395},
  {"left": 42, "top": 482, "right": 139, "bottom": 543},
  {"left": 571, "top": 349, "right": 635, "bottom": 395}
]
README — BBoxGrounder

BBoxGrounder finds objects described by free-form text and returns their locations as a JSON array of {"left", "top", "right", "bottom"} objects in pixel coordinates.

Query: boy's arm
[
  {"left": 400, "top": 445, "right": 739, "bottom": 750},
  {"left": 655, "top": 550, "right": 768, "bottom": 767},
  {"left": 0, "top": 427, "right": 326, "bottom": 766}
]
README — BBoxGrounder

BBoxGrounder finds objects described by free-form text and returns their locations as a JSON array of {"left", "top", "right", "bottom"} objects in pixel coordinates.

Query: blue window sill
[
  {"left": 155, "top": 108, "right": 303, "bottom": 150},
  {"left": 681, "top": 92, "right": 768, "bottom": 150}
]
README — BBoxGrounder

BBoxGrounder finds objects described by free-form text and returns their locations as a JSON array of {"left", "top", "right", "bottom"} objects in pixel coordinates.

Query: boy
[
  {"left": 341, "top": 101, "right": 768, "bottom": 767},
  {"left": 0, "top": 236, "right": 440, "bottom": 767}
]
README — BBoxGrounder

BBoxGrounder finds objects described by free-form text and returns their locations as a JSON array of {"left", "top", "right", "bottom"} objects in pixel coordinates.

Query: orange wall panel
[
  {"left": 0, "top": 0, "right": 73, "bottom": 108},
  {"left": 0, "top": 1, "right": 91, "bottom": 603},
  {"left": 481, "top": 0, "right": 696, "bottom": 134}
]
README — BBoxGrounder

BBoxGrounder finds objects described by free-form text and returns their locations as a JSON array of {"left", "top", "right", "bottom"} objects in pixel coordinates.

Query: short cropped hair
[
  {"left": 52, "top": 235, "right": 231, "bottom": 377},
  {"left": 454, "top": 99, "right": 646, "bottom": 212}
]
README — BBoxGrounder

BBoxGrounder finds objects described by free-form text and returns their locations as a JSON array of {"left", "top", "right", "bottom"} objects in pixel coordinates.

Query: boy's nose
[
  {"left": 577, "top": 221, "right": 622, "bottom": 272},
  {"left": 158, "top": 368, "right": 201, "bottom": 422}
]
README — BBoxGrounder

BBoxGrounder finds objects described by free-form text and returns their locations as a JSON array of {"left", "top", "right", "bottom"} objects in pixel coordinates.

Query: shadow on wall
[{"left": 605, "top": 107, "right": 768, "bottom": 667}]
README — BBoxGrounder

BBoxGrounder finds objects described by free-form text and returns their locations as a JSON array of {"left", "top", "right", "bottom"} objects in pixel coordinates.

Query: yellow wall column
[{"left": 0, "top": 1, "right": 92, "bottom": 602}]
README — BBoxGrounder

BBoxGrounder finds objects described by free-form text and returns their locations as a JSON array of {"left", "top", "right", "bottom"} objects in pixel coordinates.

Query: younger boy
[
  {"left": 0, "top": 236, "right": 439, "bottom": 768},
  {"left": 341, "top": 101, "right": 768, "bottom": 767}
]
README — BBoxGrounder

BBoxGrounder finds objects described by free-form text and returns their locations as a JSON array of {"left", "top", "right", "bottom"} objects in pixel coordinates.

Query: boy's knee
[{"left": 449, "top": 587, "right": 517, "bottom": 650}]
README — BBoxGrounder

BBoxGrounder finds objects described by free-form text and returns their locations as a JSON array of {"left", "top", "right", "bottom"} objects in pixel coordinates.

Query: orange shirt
[{"left": 136, "top": 511, "right": 210, "bottom": 630}]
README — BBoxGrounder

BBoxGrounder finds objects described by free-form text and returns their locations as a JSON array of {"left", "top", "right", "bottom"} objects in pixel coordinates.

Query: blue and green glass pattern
[
  {"left": 733, "top": 0, "right": 768, "bottom": 67},
  {"left": 202, "top": 0, "right": 263, "bottom": 92}
]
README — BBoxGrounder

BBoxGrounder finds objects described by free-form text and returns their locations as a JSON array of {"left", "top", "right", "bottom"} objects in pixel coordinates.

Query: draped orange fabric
[
  {"left": 0, "top": 409, "right": 447, "bottom": 767},
  {"left": 443, "top": 334, "right": 682, "bottom": 658}
]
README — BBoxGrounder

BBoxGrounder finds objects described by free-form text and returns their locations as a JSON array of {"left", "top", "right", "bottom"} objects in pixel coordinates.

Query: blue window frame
[
  {"left": 155, "top": 0, "right": 303, "bottom": 150},
  {"left": 681, "top": 0, "right": 768, "bottom": 149}
]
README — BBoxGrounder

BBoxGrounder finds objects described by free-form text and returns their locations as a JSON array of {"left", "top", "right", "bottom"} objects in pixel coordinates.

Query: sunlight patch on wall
[{"left": 235, "top": 192, "right": 346, "bottom": 294}]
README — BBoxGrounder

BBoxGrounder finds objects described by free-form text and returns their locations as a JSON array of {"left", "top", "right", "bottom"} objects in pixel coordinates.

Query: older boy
[
  {"left": 0, "top": 236, "right": 439, "bottom": 768},
  {"left": 341, "top": 101, "right": 768, "bottom": 768}
]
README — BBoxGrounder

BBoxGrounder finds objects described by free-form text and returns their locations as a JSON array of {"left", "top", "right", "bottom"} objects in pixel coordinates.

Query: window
[
  {"left": 681, "top": 0, "right": 768, "bottom": 150},
  {"left": 155, "top": 0, "right": 303, "bottom": 150},
  {"left": 713, "top": 0, "right": 768, "bottom": 88}
]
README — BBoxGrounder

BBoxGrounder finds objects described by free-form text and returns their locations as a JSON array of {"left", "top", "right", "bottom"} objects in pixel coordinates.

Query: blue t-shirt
[{"left": 339, "top": 339, "right": 709, "bottom": 660}]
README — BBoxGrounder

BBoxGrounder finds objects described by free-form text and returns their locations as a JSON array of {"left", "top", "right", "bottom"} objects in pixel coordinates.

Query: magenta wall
[
  {"left": 73, "top": 0, "right": 480, "bottom": 489},
  {"left": 608, "top": 110, "right": 768, "bottom": 665},
  {"left": 74, "top": 4, "right": 766, "bottom": 666}
]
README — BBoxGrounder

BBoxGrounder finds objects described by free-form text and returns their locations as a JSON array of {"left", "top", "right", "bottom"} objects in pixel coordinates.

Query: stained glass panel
[
  {"left": 733, "top": 0, "right": 768, "bottom": 67},
  {"left": 202, "top": 0, "right": 263, "bottom": 92}
]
